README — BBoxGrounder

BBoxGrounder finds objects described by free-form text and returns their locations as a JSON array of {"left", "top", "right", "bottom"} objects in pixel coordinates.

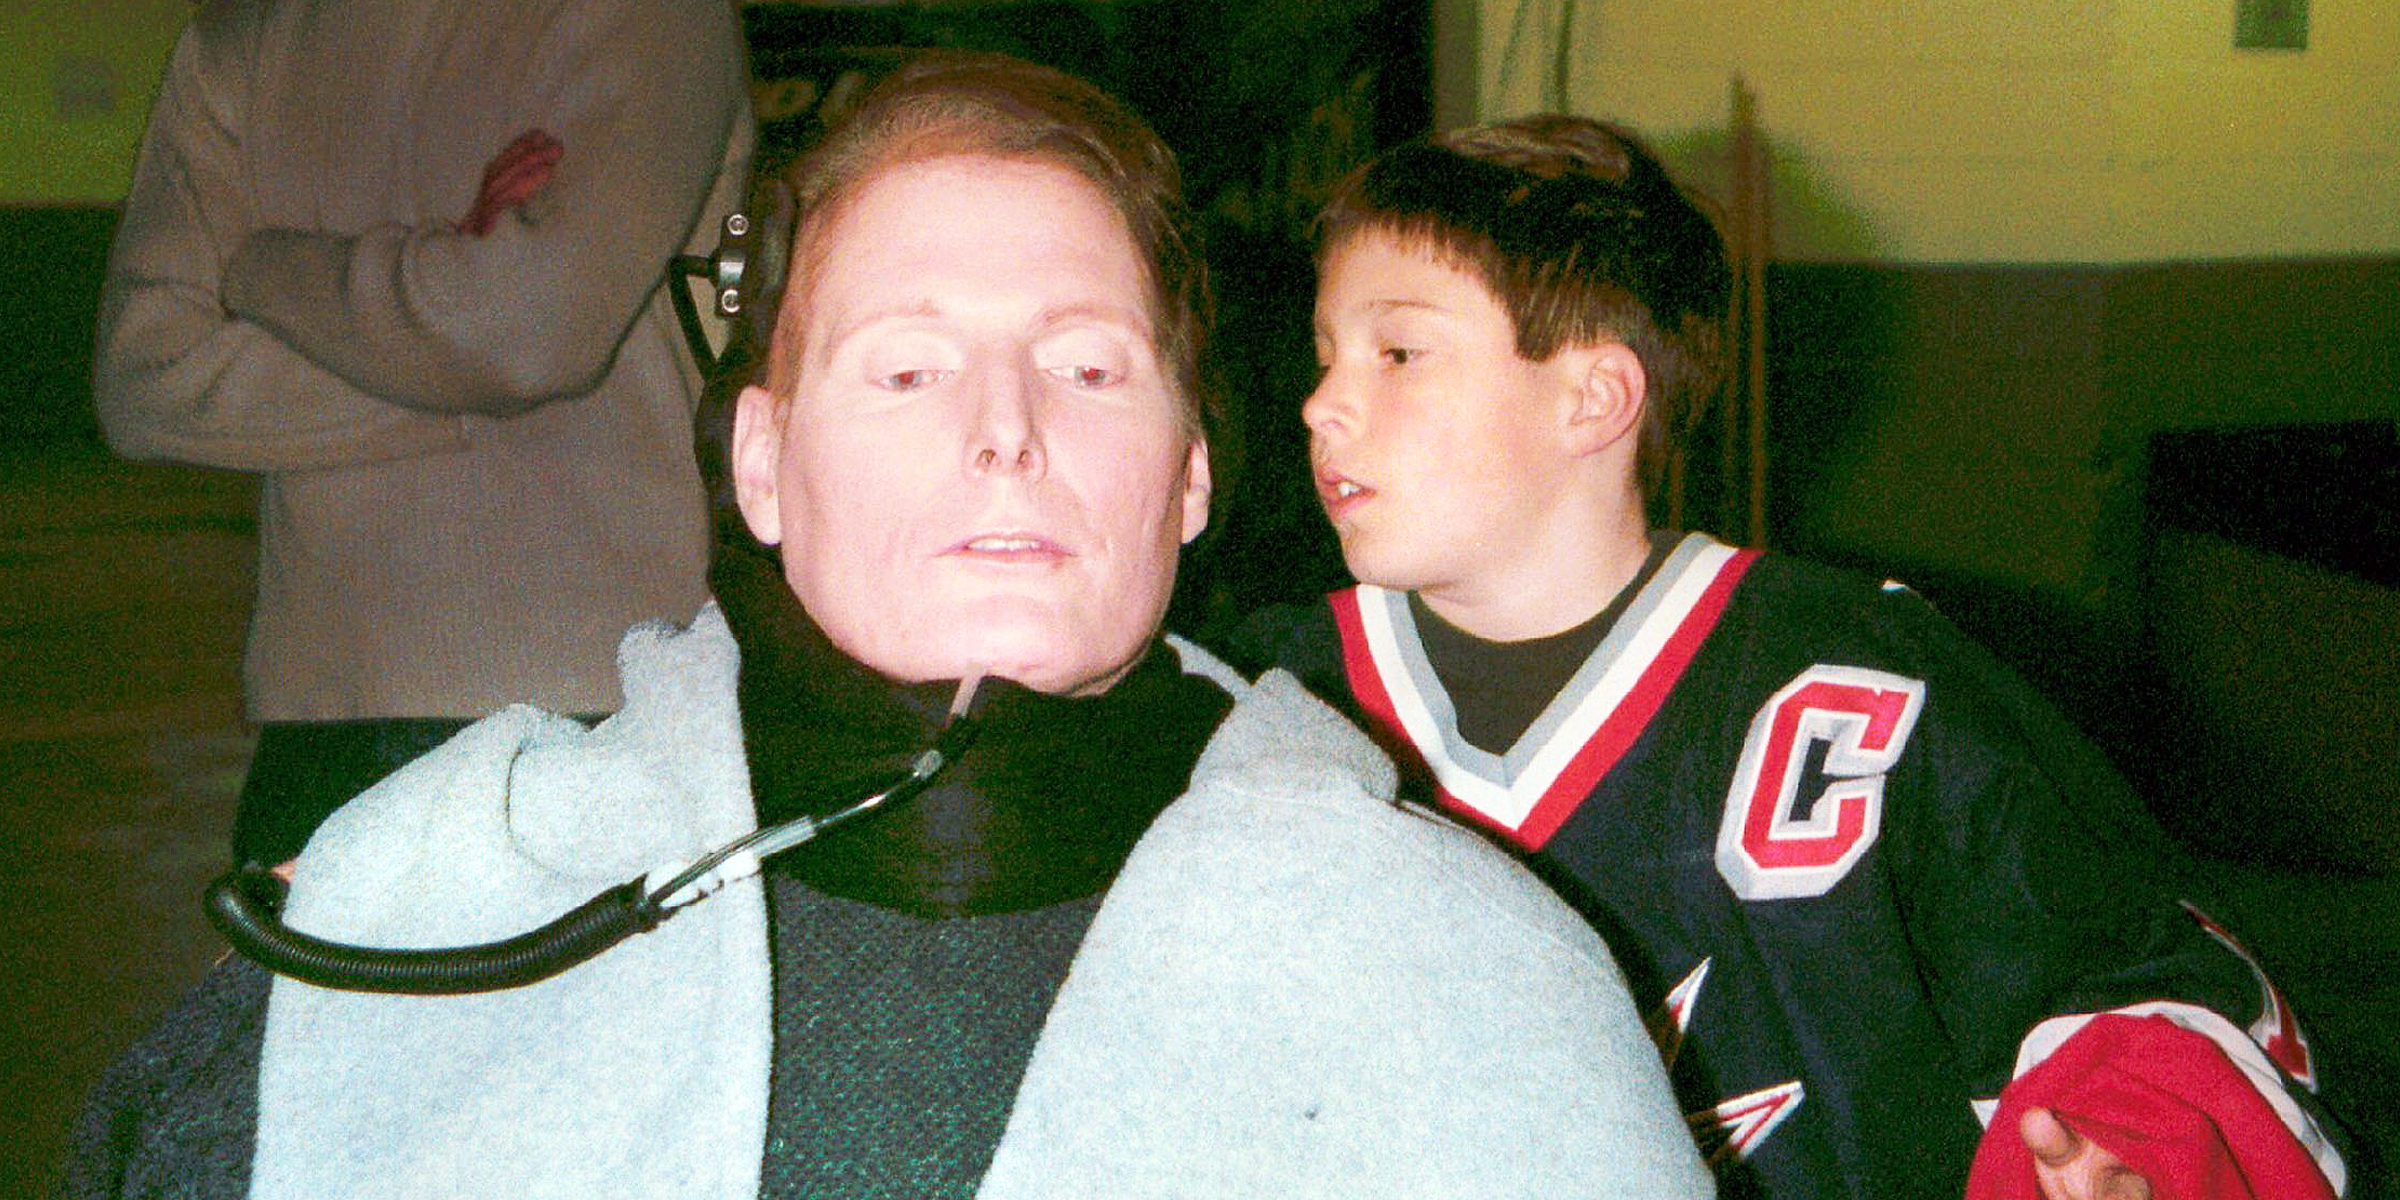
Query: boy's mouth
[{"left": 1316, "top": 471, "right": 1374, "bottom": 516}]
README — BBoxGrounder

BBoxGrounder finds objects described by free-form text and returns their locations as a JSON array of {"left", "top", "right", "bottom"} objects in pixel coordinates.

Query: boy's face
[{"left": 1304, "top": 232, "right": 1594, "bottom": 614}]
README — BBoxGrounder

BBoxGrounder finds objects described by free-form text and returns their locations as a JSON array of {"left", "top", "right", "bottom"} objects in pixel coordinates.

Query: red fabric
[{"left": 1965, "top": 1013, "right": 2335, "bottom": 1200}]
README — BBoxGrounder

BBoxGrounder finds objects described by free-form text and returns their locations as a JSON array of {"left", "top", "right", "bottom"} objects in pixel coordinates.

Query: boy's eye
[{"left": 1380, "top": 346, "right": 1421, "bottom": 366}]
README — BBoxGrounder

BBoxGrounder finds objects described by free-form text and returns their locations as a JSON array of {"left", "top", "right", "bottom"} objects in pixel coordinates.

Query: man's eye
[
  {"left": 880, "top": 368, "right": 949, "bottom": 391},
  {"left": 1051, "top": 364, "right": 1119, "bottom": 388},
  {"left": 1380, "top": 346, "right": 1420, "bottom": 366}
]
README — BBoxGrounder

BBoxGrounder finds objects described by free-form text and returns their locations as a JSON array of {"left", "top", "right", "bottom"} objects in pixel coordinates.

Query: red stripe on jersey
[
  {"left": 1329, "top": 547, "right": 1759, "bottom": 852},
  {"left": 1328, "top": 587, "right": 1431, "bottom": 782},
  {"left": 2183, "top": 901, "right": 2319, "bottom": 1089},
  {"left": 1513, "top": 549, "right": 1757, "bottom": 849}
]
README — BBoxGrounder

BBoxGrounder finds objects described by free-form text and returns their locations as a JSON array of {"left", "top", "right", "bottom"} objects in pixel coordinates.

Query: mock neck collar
[{"left": 711, "top": 545, "right": 1230, "bottom": 918}]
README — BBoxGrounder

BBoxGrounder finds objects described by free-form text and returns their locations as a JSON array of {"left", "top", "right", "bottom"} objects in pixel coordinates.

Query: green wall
[
  {"left": 1475, "top": 0, "right": 2400, "bottom": 263},
  {"left": 1, "top": 0, "right": 192, "bottom": 204},
  {"left": 1468, "top": 0, "right": 2399, "bottom": 626}
]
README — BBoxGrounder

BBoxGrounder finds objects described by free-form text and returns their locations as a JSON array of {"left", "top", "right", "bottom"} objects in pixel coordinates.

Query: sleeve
[
  {"left": 215, "top": 0, "right": 747, "bottom": 417},
  {"left": 1964, "top": 1013, "right": 2338, "bottom": 1200},
  {"left": 92, "top": 17, "right": 468, "bottom": 473},
  {"left": 1877, "top": 596, "right": 2352, "bottom": 1195},
  {"left": 54, "top": 959, "right": 268, "bottom": 1200}
]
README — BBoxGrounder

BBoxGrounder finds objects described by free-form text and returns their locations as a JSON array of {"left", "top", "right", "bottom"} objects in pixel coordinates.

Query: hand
[
  {"left": 458, "top": 129, "right": 563, "bottom": 236},
  {"left": 2022, "top": 1107, "right": 2153, "bottom": 1200}
]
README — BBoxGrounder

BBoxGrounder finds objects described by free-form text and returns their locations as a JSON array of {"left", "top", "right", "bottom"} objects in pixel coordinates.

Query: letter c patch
[{"left": 1715, "top": 665, "right": 1925, "bottom": 900}]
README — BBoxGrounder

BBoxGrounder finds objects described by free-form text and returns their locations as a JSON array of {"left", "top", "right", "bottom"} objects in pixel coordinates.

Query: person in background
[
  {"left": 1258, "top": 112, "right": 2356, "bottom": 1199},
  {"left": 60, "top": 54, "right": 1710, "bottom": 1199},
  {"left": 93, "top": 0, "right": 753, "bottom": 864}
]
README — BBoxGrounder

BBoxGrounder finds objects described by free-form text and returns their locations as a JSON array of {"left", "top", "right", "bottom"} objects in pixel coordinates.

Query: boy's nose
[{"left": 1300, "top": 369, "right": 1349, "bottom": 438}]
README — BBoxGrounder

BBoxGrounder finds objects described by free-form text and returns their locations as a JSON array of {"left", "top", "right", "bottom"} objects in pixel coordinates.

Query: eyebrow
[
  {"left": 1315, "top": 297, "right": 1456, "bottom": 335},
  {"left": 1358, "top": 298, "right": 1453, "bottom": 318},
  {"left": 821, "top": 300, "right": 1155, "bottom": 349},
  {"left": 1034, "top": 301, "right": 1155, "bottom": 340},
  {"left": 819, "top": 301, "right": 943, "bottom": 350}
]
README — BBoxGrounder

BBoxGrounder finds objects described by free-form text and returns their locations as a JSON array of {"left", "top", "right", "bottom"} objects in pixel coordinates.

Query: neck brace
[{"left": 712, "top": 545, "right": 1232, "bottom": 917}]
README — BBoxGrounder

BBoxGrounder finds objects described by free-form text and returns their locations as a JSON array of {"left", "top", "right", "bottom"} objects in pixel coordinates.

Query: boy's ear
[
  {"left": 1562, "top": 342, "right": 1647, "bottom": 458},
  {"left": 729, "top": 383, "right": 787, "bottom": 546}
]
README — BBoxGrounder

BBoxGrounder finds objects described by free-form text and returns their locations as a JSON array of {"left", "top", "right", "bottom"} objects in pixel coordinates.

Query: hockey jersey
[{"left": 1269, "top": 532, "right": 2346, "bottom": 1199}]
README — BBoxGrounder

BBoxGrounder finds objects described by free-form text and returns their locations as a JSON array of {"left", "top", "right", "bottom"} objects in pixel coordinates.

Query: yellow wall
[
  {"left": 1475, "top": 0, "right": 2400, "bottom": 262},
  {"left": 1, "top": 0, "right": 195, "bottom": 204},
  {"left": 17, "top": 0, "right": 2395, "bottom": 248}
]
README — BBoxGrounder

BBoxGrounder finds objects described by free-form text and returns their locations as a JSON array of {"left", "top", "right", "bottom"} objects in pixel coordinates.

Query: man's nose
[{"left": 965, "top": 360, "right": 1047, "bottom": 478}]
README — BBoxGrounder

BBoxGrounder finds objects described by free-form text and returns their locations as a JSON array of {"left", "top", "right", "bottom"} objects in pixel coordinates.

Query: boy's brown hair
[{"left": 1315, "top": 114, "right": 1730, "bottom": 491}]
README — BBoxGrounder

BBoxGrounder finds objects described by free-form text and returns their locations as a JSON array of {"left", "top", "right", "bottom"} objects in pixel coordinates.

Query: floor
[
  {"left": 2, "top": 445, "right": 2393, "bottom": 1197},
  {"left": 2, "top": 449, "right": 255, "bottom": 1200}
]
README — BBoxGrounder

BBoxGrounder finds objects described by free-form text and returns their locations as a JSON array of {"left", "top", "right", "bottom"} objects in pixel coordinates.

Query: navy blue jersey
[{"left": 1272, "top": 532, "right": 2345, "bottom": 1199}]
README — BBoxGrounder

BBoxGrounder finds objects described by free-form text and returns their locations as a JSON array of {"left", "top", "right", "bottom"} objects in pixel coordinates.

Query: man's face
[
  {"left": 1304, "top": 232, "right": 1591, "bottom": 616},
  {"left": 732, "top": 155, "right": 1209, "bottom": 696}
]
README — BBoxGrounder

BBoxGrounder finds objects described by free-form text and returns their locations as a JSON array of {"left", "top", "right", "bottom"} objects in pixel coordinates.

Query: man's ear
[
  {"left": 729, "top": 383, "right": 786, "bottom": 546},
  {"left": 1562, "top": 342, "right": 1647, "bottom": 458},
  {"left": 1178, "top": 438, "right": 1213, "bottom": 545}
]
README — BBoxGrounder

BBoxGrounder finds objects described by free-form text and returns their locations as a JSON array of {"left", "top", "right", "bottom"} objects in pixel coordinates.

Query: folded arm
[
  {"left": 216, "top": 0, "right": 745, "bottom": 417},
  {"left": 94, "top": 19, "right": 465, "bottom": 472}
]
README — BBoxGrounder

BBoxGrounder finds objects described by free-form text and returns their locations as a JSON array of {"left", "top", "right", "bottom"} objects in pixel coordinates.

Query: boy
[{"left": 1271, "top": 114, "right": 2352, "bottom": 1199}]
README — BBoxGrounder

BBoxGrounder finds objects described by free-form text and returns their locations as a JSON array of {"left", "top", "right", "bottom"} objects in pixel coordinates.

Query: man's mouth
[{"left": 951, "top": 532, "right": 1070, "bottom": 561}]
